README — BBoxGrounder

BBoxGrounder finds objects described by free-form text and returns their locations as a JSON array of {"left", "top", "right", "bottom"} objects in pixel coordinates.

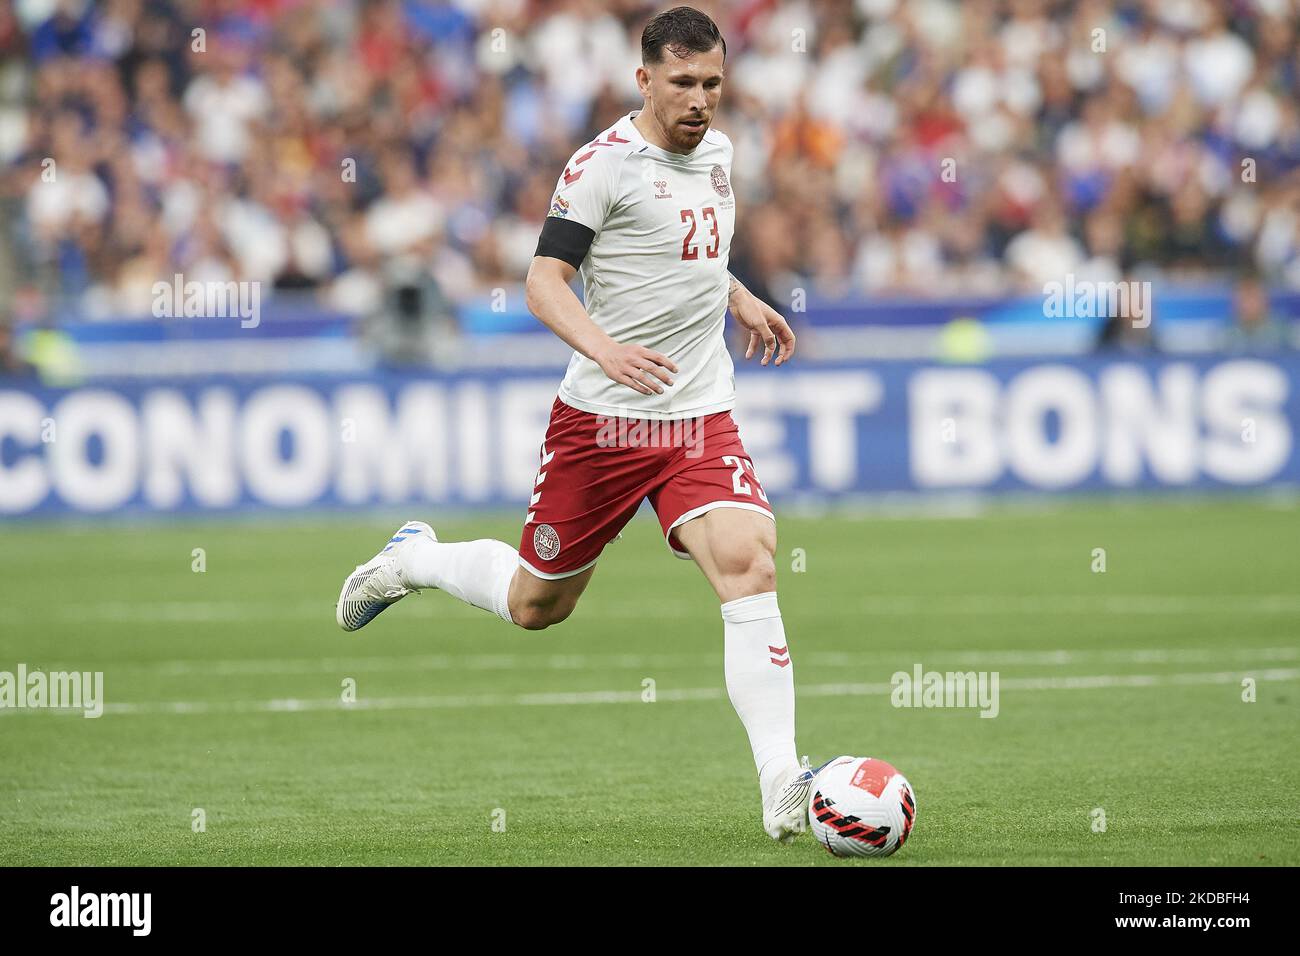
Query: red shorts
[{"left": 518, "top": 397, "right": 775, "bottom": 578}]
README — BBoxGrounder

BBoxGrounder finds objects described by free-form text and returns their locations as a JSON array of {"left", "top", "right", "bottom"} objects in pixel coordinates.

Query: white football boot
[
  {"left": 335, "top": 520, "right": 435, "bottom": 632},
  {"left": 763, "top": 755, "right": 827, "bottom": 843}
]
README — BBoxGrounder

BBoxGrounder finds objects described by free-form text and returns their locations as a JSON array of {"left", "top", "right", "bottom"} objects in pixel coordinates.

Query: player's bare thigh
[
  {"left": 507, "top": 562, "right": 597, "bottom": 630},
  {"left": 673, "top": 507, "right": 777, "bottom": 603}
]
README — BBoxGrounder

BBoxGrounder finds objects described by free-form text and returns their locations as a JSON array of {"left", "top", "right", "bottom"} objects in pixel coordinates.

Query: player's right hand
[{"left": 594, "top": 341, "right": 678, "bottom": 396}]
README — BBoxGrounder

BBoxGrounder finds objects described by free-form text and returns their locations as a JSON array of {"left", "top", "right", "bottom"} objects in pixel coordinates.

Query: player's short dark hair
[{"left": 641, "top": 6, "right": 726, "bottom": 65}]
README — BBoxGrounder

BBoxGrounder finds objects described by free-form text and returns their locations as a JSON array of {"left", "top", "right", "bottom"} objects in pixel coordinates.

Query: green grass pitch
[{"left": 1, "top": 497, "right": 1297, "bottom": 865}]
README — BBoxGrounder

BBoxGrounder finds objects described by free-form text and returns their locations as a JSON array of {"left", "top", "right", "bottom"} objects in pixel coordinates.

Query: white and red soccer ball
[{"left": 808, "top": 756, "right": 917, "bottom": 857}]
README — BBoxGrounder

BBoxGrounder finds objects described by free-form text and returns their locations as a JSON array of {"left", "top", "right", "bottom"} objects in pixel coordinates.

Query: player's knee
[
  {"left": 716, "top": 542, "right": 777, "bottom": 595},
  {"left": 512, "top": 599, "right": 575, "bottom": 631},
  {"left": 512, "top": 603, "right": 552, "bottom": 630},
  {"left": 743, "top": 553, "right": 778, "bottom": 595}
]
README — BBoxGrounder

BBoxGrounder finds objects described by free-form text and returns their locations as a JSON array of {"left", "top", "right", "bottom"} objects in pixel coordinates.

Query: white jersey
[{"left": 545, "top": 111, "right": 736, "bottom": 421}]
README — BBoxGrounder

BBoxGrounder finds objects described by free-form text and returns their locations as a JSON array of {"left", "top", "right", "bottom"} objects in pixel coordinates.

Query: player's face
[{"left": 637, "top": 45, "right": 725, "bottom": 153}]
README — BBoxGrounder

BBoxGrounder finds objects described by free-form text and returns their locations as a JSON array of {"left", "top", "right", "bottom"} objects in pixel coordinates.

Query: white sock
[
  {"left": 722, "top": 591, "right": 798, "bottom": 801},
  {"left": 400, "top": 538, "right": 516, "bottom": 624}
]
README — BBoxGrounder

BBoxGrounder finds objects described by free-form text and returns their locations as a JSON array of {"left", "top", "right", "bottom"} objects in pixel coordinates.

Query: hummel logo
[
  {"left": 653, "top": 179, "right": 672, "bottom": 198},
  {"left": 769, "top": 644, "right": 790, "bottom": 668}
]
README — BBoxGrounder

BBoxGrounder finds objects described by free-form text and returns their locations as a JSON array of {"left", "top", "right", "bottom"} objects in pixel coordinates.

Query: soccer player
[{"left": 336, "top": 6, "right": 813, "bottom": 842}]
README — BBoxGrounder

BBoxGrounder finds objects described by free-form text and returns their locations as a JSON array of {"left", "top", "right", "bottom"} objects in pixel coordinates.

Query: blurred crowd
[{"left": 1, "top": 0, "right": 1299, "bottom": 329}]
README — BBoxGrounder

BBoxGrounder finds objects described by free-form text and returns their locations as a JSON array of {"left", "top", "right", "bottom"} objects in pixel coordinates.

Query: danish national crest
[{"left": 710, "top": 164, "right": 730, "bottom": 198}]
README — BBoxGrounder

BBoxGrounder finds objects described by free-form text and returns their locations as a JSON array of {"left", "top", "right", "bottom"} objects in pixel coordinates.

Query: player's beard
[{"left": 657, "top": 101, "right": 709, "bottom": 152}]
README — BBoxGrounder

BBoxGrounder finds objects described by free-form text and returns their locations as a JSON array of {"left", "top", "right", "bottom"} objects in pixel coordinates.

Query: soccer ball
[{"left": 808, "top": 755, "right": 917, "bottom": 858}]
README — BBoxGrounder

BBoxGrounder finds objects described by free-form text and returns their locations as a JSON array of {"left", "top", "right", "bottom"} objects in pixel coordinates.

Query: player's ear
[{"left": 635, "top": 65, "right": 651, "bottom": 98}]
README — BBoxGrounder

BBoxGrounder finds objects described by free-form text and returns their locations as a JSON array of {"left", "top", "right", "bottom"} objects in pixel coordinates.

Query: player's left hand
[{"left": 729, "top": 285, "right": 796, "bottom": 366}]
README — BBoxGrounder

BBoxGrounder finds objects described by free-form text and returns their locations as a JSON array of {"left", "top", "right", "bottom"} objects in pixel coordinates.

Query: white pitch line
[
  {"left": 850, "top": 595, "right": 1300, "bottom": 615},
  {"left": 25, "top": 667, "right": 1291, "bottom": 717},
  {"left": 13, "top": 593, "right": 1300, "bottom": 625},
  {"left": 21, "top": 646, "right": 1300, "bottom": 678},
  {"left": 805, "top": 647, "right": 1300, "bottom": 667}
]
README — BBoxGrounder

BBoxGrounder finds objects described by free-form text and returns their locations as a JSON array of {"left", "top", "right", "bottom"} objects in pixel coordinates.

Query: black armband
[{"left": 535, "top": 217, "right": 596, "bottom": 270}]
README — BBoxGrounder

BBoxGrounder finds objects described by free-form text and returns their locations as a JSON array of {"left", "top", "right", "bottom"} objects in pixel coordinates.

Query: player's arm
[
  {"left": 727, "top": 272, "right": 796, "bottom": 366},
  {"left": 525, "top": 248, "right": 678, "bottom": 397}
]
